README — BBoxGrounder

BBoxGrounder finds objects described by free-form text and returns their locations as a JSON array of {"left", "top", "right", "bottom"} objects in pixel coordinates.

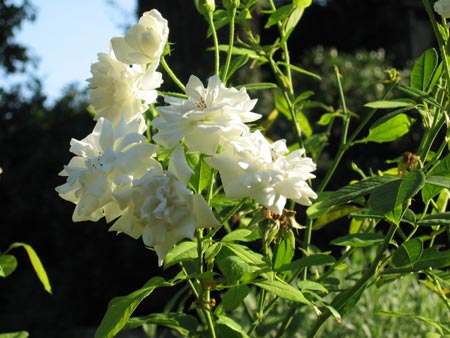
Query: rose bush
[{"left": 55, "top": 1, "right": 450, "bottom": 337}]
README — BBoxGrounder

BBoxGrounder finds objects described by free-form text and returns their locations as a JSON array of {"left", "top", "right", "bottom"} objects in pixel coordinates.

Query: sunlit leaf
[
  {"left": 0, "top": 254, "right": 17, "bottom": 278},
  {"left": 364, "top": 100, "right": 414, "bottom": 109},
  {"left": 276, "top": 254, "right": 336, "bottom": 273},
  {"left": 216, "top": 315, "right": 250, "bottom": 338},
  {"left": 253, "top": 279, "right": 310, "bottom": 304},
  {"left": 222, "top": 229, "right": 259, "bottom": 243},
  {"left": 265, "top": 4, "right": 292, "bottom": 28},
  {"left": 236, "top": 82, "right": 278, "bottom": 90},
  {"left": 312, "top": 204, "right": 361, "bottom": 230},
  {"left": 417, "top": 212, "right": 450, "bottom": 226},
  {"left": 297, "top": 280, "right": 328, "bottom": 294},
  {"left": 125, "top": 313, "right": 198, "bottom": 336},
  {"left": 277, "top": 61, "right": 321, "bottom": 80},
  {"left": 410, "top": 48, "right": 438, "bottom": 92},
  {"left": 0, "top": 332, "right": 29, "bottom": 338},
  {"left": 164, "top": 241, "right": 198, "bottom": 269},
  {"left": 94, "top": 277, "right": 166, "bottom": 338},
  {"left": 425, "top": 175, "right": 450, "bottom": 190},
  {"left": 225, "top": 54, "right": 250, "bottom": 81},
  {"left": 307, "top": 176, "right": 399, "bottom": 219},
  {"left": 365, "top": 113, "right": 415, "bottom": 143},
  {"left": 7, "top": 242, "right": 52, "bottom": 294},
  {"left": 331, "top": 233, "right": 385, "bottom": 248}
]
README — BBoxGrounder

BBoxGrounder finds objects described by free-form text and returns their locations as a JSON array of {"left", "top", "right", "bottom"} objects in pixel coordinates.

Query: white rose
[
  {"left": 55, "top": 117, "right": 161, "bottom": 222},
  {"left": 111, "top": 9, "right": 169, "bottom": 65},
  {"left": 88, "top": 52, "right": 162, "bottom": 125},
  {"left": 205, "top": 130, "right": 317, "bottom": 214},
  {"left": 152, "top": 75, "right": 260, "bottom": 154},
  {"left": 110, "top": 169, "right": 220, "bottom": 266}
]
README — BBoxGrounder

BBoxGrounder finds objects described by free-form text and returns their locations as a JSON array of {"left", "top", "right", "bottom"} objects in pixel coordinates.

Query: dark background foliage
[{"left": 0, "top": 0, "right": 435, "bottom": 336}]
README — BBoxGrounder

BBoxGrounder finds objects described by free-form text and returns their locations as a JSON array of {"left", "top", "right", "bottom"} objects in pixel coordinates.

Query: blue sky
[{"left": 15, "top": 0, "right": 136, "bottom": 102}]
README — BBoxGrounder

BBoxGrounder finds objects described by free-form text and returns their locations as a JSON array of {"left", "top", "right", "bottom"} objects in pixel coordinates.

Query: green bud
[
  {"left": 195, "top": 0, "right": 215, "bottom": 15},
  {"left": 223, "top": 0, "right": 240, "bottom": 10}
]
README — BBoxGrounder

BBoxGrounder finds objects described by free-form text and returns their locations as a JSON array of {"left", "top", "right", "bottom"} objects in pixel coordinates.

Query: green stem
[
  {"left": 307, "top": 222, "right": 398, "bottom": 338},
  {"left": 207, "top": 10, "right": 220, "bottom": 76},
  {"left": 195, "top": 229, "right": 217, "bottom": 338},
  {"left": 160, "top": 56, "right": 186, "bottom": 92},
  {"left": 334, "top": 66, "right": 350, "bottom": 145},
  {"left": 222, "top": 7, "right": 236, "bottom": 82}
]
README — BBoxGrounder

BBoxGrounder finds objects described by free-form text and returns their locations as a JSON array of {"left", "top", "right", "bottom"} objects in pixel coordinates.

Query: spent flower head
[{"left": 152, "top": 75, "right": 260, "bottom": 154}]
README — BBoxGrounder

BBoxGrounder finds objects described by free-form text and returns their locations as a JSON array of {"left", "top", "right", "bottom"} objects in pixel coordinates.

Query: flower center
[{"left": 196, "top": 97, "right": 207, "bottom": 110}]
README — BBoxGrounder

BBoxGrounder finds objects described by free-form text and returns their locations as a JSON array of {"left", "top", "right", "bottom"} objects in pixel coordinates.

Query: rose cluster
[{"left": 56, "top": 9, "right": 317, "bottom": 265}]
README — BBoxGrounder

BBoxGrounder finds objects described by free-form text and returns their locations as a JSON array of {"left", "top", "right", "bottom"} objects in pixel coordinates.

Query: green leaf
[
  {"left": 410, "top": 48, "right": 438, "bottom": 92},
  {"left": 0, "top": 254, "right": 17, "bottom": 278},
  {"left": 283, "top": 6, "right": 305, "bottom": 43},
  {"left": 189, "top": 156, "right": 213, "bottom": 194},
  {"left": 216, "top": 315, "right": 250, "bottom": 338},
  {"left": 425, "top": 175, "right": 450, "bottom": 189},
  {"left": 225, "top": 54, "right": 250, "bottom": 81},
  {"left": 365, "top": 113, "right": 415, "bottom": 143},
  {"left": 265, "top": 4, "right": 292, "bottom": 28},
  {"left": 294, "top": 0, "right": 312, "bottom": 9},
  {"left": 391, "top": 238, "right": 423, "bottom": 268},
  {"left": 222, "top": 229, "right": 259, "bottom": 243},
  {"left": 384, "top": 246, "right": 450, "bottom": 274},
  {"left": 312, "top": 204, "right": 361, "bottom": 230},
  {"left": 368, "top": 179, "right": 401, "bottom": 215},
  {"left": 94, "top": 277, "right": 166, "bottom": 338},
  {"left": 218, "top": 256, "right": 252, "bottom": 283},
  {"left": 222, "top": 243, "right": 267, "bottom": 267},
  {"left": 7, "top": 242, "right": 52, "bottom": 294},
  {"left": 253, "top": 279, "right": 310, "bottom": 304},
  {"left": 125, "top": 313, "right": 198, "bottom": 336},
  {"left": 364, "top": 100, "right": 414, "bottom": 109},
  {"left": 0, "top": 332, "right": 29, "bottom": 338},
  {"left": 422, "top": 154, "right": 450, "bottom": 202},
  {"left": 216, "top": 45, "right": 261, "bottom": 60},
  {"left": 307, "top": 176, "right": 399, "bottom": 219},
  {"left": 164, "top": 241, "right": 198, "bottom": 269},
  {"left": 330, "top": 233, "right": 385, "bottom": 248},
  {"left": 397, "top": 84, "right": 445, "bottom": 110},
  {"left": 273, "top": 230, "right": 295, "bottom": 270},
  {"left": 277, "top": 61, "right": 321, "bottom": 80},
  {"left": 371, "top": 169, "right": 425, "bottom": 223},
  {"left": 222, "top": 284, "right": 250, "bottom": 311},
  {"left": 297, "top": 280, "right": 328, "bottom": 294},
  {"left": 236, "top": 82, "right": 278, "bottom": 91},
  {"left": 417, "top": 212, "right": 450, "bottom": 226},
  {"left": 276, "top": 254, "right": 336, "bottom": 273}
]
